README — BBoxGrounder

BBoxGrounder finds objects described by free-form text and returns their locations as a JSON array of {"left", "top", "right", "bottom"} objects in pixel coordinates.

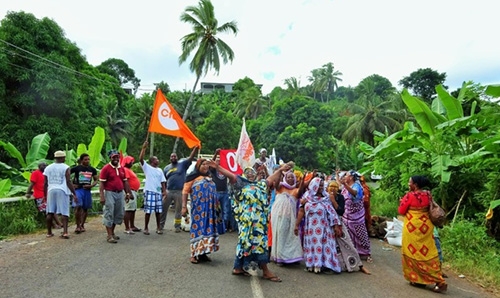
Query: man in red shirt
[
  {"left": 122, "top": 155, "right": 142, "bottom": 234},
  {"left": 99, "top": 150, "right": 131, "bottom": 243},
  {"left": 26, "top": 162, "right": 62, "bottom": 228}
]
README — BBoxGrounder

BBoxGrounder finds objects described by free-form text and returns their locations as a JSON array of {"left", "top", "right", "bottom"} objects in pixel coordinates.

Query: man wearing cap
[
  {"left": 43, "top": 150, "right": 77, "bottom": 239},
  {"left": 162, "top": 146, "right": 198, "bottom": 232},
  {"left": 122, "top": 155, "right": 142, "bottom": 234},
  {"left": 99, "top": 150, "right": 131, "bottom": 243}
]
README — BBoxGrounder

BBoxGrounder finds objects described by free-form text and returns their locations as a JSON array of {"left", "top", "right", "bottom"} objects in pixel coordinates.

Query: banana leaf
[
  {"left": 436, "top": 85, "right": 463, "bottom": 120},
  {"left": 118, "top": 137, "right": 127, "bottom": 155},
  {"left": 0, "top": 179, "right": 12, "bottom": 197},
  {"left": 485, "top": 84, "right": 500, "bottom": 97},
  {"left": 25, "top": 133, "right": 51, "bottom": 168},
  {"left": 77, "top": 144, "right": 88, "bottom": 158},
  {"left": 490, "top": 199, "right": 500, "bottom": 210},
  {"left": 88, "top": 127, "right": 105, "bottom": 168},
  {"left": 0, "top": 141, "right": 26, "bottom": 168},
  {"left": 401, "top": 89, "right": 443, "bottom": 137},
  {"left": 431, "top": 154, "right": 452, "bottom": 183}
]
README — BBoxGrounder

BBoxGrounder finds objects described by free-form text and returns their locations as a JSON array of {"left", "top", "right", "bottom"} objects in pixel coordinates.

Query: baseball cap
[{"left": 54, "top": 150, "right": 66, "bottom": 158}]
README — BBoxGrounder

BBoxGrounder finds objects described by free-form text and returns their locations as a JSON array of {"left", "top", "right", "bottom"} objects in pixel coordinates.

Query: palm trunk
[{"left": 172, "top": 75, "right": 201, "bottom": 153}]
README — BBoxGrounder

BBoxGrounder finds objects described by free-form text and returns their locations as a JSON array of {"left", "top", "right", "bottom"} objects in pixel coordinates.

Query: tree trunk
[{"left": 172, "top": 75, "right": 201, "bottom": 153}]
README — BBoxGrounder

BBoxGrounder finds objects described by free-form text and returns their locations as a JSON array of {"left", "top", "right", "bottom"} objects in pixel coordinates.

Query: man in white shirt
[
  {"left": 139, "top": 141, "right": 167, "bottom": 235},
  {"left": 43, "top": 150, "right": 77, "bottom": 239}
]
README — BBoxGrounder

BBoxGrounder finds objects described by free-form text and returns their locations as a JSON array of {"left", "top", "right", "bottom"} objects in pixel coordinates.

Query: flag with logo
[
  {"left": 235, "top": 118, "right": 255, "bottom": 170},
  {"left": 148, "top": 89, "right": 201, "bottom": 148},
  {"left": 219, "top": 149, "right": 243, "bottom": 174}
]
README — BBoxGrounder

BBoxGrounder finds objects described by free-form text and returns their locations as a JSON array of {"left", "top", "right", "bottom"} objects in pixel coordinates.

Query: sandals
[
  {"left": 190, "top": 257, "right": 199, "bottom": 264},
  {"left": 143, "top": 230, "right": 150, "bottom": 235},
  {"left": 263, "top": 275, "right": 282, "bottom": 282},
  {"left": 60, "top": 234, "right": 70, "bottom": 239},
  {"left": 131, "top": 227, "right": 142, "bottom": 232},
  {"left": 107, "top": 236, "right": 117, "bottom": 243},
  {"left": 46, "top": 233, "right": 54, "bottom": 238},
  {"left": 124, "top": 230, "right": 135, "bottom": 235},
  {"left": 112, "top": 234, "right": 120, "bottom": 240},
  {"left": 156, "top": 230, "right": 163, "bottom": 235},
  {"left": 74, "top": 227, "right": 81, "bottom": 234},
  {"left": 232, "top": 269, "right": 251, "bottom": 276},
  {"left": 433, "top": 282, "right": 448, "bottom": 293}
]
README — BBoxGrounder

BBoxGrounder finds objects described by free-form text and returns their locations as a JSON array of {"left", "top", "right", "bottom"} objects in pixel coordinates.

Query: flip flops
[
  {"left": 60, "top": 234, "right": 69, "bottom": 239},
  {"left": 143, "top": 230, "right": 150, "bottom": 235},
  {"left": 131, "top": 227, "right": 142, "bottom": 232},
  {"left": 263, "top": 275, "right": 282, "bottom": 282},
  {"left": 156, "top": 230, "right": 163, "bottom": 235},
  {"left": 232, "top": 270, "right": 250, "bottom": 276},
  {"left": 46, "top": 233, "right": 54, "bottom": 238}
]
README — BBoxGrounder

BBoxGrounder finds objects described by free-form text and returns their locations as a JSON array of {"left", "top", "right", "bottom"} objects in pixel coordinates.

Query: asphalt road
[{"left": 0, "top": 210, "right": 496, "bottom": 298}]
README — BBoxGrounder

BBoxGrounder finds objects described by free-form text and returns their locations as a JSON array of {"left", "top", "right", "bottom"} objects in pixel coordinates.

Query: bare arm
[
  {"left": 206, "top": 160, "right": 237, "bottom": 184},
  {"left": 212, "top": 148, "right": 220, "bottom": 161},
  {"left": 26, "top": 181, "right": 35, "bottom": 198},
  {"left": 188, "top": 146, "right": 199, "bottom": 161},
  {"left": 294, "top": 206, "right": 305, "bottom": 236},
  {"left": 139, "top": 141, "right": 148, "bottom": 165},
  {"left": 266, "top": 163, "right": 292, "bottom": 189},
  {"left": 65, "top": 168, "right": 77, "bottom": 202},
  {"left": 99, "top": 180, "right": 105, "bottom": 204}
]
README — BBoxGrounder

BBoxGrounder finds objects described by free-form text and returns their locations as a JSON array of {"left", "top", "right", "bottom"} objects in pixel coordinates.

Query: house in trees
[{"left": 198, "top": 82, "right": 263, "bottom": 94}]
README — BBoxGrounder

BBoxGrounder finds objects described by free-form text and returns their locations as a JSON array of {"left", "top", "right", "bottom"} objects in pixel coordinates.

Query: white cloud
[{"left": 1, "top": 0, "right": 499, "bottom": 95}]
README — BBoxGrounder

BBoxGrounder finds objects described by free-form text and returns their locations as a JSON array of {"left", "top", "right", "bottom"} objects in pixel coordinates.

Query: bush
[
  {"left": 440, "top": 219, "right": 500, "bottom": 291},
  {"left": 0, "top": 200, "right": 42, "bottom": 239}
]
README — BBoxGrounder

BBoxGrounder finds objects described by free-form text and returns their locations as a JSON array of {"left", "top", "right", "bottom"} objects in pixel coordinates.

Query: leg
[
  {"left": 173, "top": 191, "right": 183, "bottom": 231},
  {"left": 155, "top": 212, "right": 161, "bottom": 232},
  {"left": 61, "top": 215, "right": 69, "bottom": 237},
  {"left": 131, "top": 211, "right": 140, "bottom": 231},
  {"left": 159, "top": 192, "right": 174, "bottom": 230},
  {"left": 46, "top": 213, "right": 54, "bottom": 236},
  {"left": 81, "top": 209, "right": 88, "bottom": 230},
  {"left": 124, "top": 211, "right": 131, "bottom": 231},
  {"left": 74, "top": 206, "right": 82, "bottom": 232},
  {"left": 261, "top": 263, "right": 282, "bottom": 282},
  {"left": 144, "top": 213, "right": 151, "bottom": 233}
]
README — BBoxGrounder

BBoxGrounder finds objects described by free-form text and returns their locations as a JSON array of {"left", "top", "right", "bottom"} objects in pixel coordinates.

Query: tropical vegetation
[{"left": 0, "top": 2, "right": 499, "bottom": 293}]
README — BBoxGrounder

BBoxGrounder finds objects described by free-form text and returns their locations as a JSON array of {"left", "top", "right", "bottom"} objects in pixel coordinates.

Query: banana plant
[{"left": 75, "top": 126, "right": 106, "bottom": 167}]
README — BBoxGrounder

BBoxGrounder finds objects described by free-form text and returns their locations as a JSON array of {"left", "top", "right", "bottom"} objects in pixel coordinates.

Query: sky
[{"left": 1, "top": 0, "right": 499, "bottom": 96}]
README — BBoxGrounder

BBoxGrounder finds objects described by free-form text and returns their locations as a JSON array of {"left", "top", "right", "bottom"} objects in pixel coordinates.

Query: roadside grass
[
  {"left": 371, "top": 191, "right": 500, "bottom": 295},
  {"left": 0, "top": 193, "right": 144, "bottom": 240},
  {"left": 440, "top": 220, "right": 500, "bottom": 295}
]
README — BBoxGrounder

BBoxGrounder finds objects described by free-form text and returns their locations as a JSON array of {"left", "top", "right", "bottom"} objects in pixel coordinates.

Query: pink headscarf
[
  {"left": 302, "top": 177, "right": 340, "bottom": 225},
  {"left": 280, "top": 171, "right": 297, "bottom": 189}
]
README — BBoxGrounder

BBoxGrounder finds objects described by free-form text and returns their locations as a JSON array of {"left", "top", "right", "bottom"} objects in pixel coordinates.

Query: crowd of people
[{"left": 26, "top": 147, "right": 447, "bottom": 292}]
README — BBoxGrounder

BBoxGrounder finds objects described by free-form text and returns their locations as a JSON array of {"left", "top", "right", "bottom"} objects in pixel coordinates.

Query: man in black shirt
[
  {"left": 71, "top": 153, "right": 98, "bottom": 233},
  {"left": 210, "top": 149, "right": 236, "bottom": 233}
]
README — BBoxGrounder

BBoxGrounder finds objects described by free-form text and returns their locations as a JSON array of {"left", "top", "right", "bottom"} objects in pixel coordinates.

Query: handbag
[{"left": 429, "top": 198, "right": 446, "bottom": 228}]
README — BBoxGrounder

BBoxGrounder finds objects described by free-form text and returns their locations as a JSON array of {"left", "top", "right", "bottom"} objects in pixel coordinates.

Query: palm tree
[
  {"left": 284, "top": 77, "right": 302, "bottom": 98},
  {"left": 342, "top": 79, "right": 403, "bottom": 146},
  {"left": 308, "top": 62, "right": 343, "bottom": 102},
  {"left": 175, "top": 0, "right": 238, "bottom": 153},
  {"left": 234, "top": 87, "right": 268, "bottom": 119}
]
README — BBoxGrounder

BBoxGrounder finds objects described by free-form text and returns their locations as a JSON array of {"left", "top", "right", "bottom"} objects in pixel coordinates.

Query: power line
[{"left": 0, "top": 38, "right": 115, "bottom": 86}]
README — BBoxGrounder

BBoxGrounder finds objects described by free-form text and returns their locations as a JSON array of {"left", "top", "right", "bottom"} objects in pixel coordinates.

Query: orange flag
[{"left": 148, "top": 89, "right": 201, "bottom": 148}]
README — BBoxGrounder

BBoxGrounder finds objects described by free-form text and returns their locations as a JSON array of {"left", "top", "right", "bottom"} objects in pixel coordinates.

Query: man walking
[
  {"left": 71, "top": 153, "right": 98, "bottom": 233},
  {"left": 161, "top": 146, "right": 198, "bottom": 232},
  {"left": 139, "top": 141, "right": 166, "bottom": 235},
  {"left": 43, "top": 151, "right": 77, "bottom": 239},
  {"left": 99, "top": 150, "right": 131, "bottom": 243}
]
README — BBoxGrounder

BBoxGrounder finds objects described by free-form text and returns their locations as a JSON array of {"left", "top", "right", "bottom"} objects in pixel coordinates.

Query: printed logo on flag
[{"left": 158, "top": 102, "right": 179, "bottom": 130}]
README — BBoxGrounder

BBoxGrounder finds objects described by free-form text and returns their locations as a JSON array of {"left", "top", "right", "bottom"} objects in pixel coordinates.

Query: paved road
[{"left": 0, "top": 210, "right": 496, "bottom": 298}]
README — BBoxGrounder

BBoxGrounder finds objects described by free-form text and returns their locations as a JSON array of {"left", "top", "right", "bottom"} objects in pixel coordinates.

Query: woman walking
[{"left": 399, "top": 175, "right": 447, "bottom": 293}]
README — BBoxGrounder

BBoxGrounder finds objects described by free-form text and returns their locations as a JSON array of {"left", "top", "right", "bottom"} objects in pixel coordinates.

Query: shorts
[
  {"left": 102, "top": 190, "right": 125, "bottom": 227},
  {"left": 144, "top": 190, "right": 162, "bottom": 214},
  {"left": 72, "top": 188, "right": 93, "bottom": 210},
  {"left": 46, "top": 189, "right": 70, "bottom": 217},
  {"left": 125, "top": 190, "right": 138, "bottom": 211},
  {"left": 34, "top": 197, "right": 47, "bottom": 213}
]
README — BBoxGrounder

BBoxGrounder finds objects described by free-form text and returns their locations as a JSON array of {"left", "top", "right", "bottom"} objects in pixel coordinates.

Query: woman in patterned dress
[
  {"left": 295, "top": 177, "right": 342, "bottom": 274},
  {"left": 399, "top": 175, "right": 447, "bottom": 293},
  {"left": 181, "top": 159, "right": 221, "bottom": 264},
  {"left": 211, "top": 161, "right": 292, "bottom": 282}
]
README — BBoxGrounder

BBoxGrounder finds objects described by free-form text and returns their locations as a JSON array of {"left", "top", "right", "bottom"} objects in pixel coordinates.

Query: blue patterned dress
[{"left": 187, "top": 176, "right": 220, "bottom": 258}]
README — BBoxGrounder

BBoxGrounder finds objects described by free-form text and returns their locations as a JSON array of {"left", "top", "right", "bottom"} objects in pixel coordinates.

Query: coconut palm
[
  {"left": 175, "top": 0, "right": 238, "bottom": 152},
  {"left": 234, "top": 87, "right": 269, "bottom": 119},
  {"left": 308, "top": 62, "right": 343, "bottom": 102},
  {"left": 342, "top": 79, "right": 403, "bottom": 146}
]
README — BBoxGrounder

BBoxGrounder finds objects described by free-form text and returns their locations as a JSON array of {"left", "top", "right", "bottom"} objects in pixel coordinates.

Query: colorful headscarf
[
  {"left": 280, "top": 170, "right": 297, "bottom": 189},
  {"left": 243, "top": 167, "right": 257, "bottom": 180},
  {"left": 302, "top": 177, "right": 329, "bottom": 203}
]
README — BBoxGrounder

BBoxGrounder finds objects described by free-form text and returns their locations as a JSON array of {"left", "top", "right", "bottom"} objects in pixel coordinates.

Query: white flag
[
  {"left": 269, "top": 148, "right": 277, "bottom": 171},
  {"left": 235, "top": 118, "right": 255, "bottom": 170}
]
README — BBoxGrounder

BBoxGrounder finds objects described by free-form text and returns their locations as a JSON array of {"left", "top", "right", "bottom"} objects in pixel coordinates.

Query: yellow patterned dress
[{"left": 398, "top": 191, "right": 445, "bottom": 285}]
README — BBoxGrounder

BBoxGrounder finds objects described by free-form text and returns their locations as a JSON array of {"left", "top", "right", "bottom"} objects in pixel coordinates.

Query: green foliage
[
  {"left": 0, "top": 200, "right": 41, "bottom": 238},
  {"left": 440, "top": 220, "right": 500, "bottom": 289},
  {"left": 87, "top": 126, "right": 106, "bottom": 167},
  {"left": 25, "top": 133, "right": 51, "bottom": 169},
  {"left": 399, "top": 68, "right": 447, "bottom": 102}
]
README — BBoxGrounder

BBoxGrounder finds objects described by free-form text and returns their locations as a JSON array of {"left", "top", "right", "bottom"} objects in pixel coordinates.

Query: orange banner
[{"left": 148, "top": 89, "right": 201, "bottom": 148}]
